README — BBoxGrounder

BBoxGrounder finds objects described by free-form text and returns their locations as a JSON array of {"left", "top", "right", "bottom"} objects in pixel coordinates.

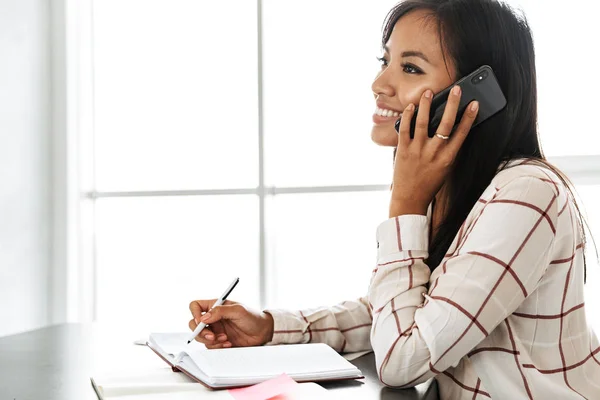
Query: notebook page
[
  {"left": 186, "top": 343, "right": 359, "bottom": 380},
  {"left": 148, "top": 334, "right": 361, "bottom": 387},
  {"left": 147, "top": 333, "right": 216, "bottom": 385},
  {"left": 92, "top": 371, "right": 233, "bottom": 399},
  {"left": 92, "top": 370, "right": 204, "bottom": 398},
  {"left": 149, "top": 333, "right": 205, "bottom": 356},
  {"left": 102, "top": 391, "right": 233, "bottom": 400}
]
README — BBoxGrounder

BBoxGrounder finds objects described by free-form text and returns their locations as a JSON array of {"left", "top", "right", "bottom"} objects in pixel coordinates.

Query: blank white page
[
  {"left": 149, "top": 333, "right": 205, "bottom": 356},
  {"left": 186, "top": 343, "right": 359, "bottom": 380},
  {"left": 92, "top": 369, "right": 206, "bottom": 398}
]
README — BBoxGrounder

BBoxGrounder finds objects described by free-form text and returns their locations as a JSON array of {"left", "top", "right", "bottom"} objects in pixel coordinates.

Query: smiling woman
[{"left": 186, "top": 1, "right": 600, "bottom": 399}]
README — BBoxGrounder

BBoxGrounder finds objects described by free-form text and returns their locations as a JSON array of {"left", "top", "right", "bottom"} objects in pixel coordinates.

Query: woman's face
[{"left": 371, "top": 10, "right": 457, "bottom": 147}]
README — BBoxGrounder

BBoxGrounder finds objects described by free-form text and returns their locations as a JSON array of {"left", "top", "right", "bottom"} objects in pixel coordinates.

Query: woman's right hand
[{"left": 188, "top": 299, "right": 274, "bottom": 349}]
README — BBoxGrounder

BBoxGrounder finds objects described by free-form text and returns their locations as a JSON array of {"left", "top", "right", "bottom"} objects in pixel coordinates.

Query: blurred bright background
[{"left": 1, "top": 0, "right": 599, "bottom": 339}]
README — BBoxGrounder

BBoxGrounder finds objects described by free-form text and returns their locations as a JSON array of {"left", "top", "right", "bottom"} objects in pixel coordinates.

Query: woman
[{"left": 188, "top": 0, "right": 600, "bottom": 398}]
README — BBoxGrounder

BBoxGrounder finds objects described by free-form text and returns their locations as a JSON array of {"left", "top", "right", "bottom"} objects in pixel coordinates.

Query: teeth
[{"left": 375, "top": 107, "right": 401, "bottom": 118}]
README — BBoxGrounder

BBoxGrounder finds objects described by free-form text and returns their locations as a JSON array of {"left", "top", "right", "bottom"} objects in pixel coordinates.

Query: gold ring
[{"left": 435, "top": 133, "right": 450, "bottom": 140}]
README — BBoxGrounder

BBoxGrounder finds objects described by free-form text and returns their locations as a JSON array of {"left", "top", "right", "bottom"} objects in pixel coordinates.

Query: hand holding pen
[
  {"left": 186, "top": 277, "right": 240, "bottom": 344},
  {"left": 188, "top": 278, "right": 275, "bottom": 349}
]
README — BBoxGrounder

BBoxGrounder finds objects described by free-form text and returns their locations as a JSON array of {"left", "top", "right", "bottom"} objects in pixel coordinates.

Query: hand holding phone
[
  {"left": 395, "top": 65, "right": 506, "bottom": 138},
  {"left": 389, "top": 69, "right": 484, "bottom": 217}
]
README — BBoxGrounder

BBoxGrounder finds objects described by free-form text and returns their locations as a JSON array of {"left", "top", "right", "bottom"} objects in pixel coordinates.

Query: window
[
  {"left": 83, "top": 0, "right": 397, "bottom": 334},
  {"left": 508, "top": 0, "right": 600, "bottom": 155},
  {"left": 95, "top": 196, "right": 260, "bottom": 332},
  {"left": 74, "top": 0, "right": 600, "bottom": 335},
  {"left": 93, "top": 0, "right": 259, "bottom": 191}
]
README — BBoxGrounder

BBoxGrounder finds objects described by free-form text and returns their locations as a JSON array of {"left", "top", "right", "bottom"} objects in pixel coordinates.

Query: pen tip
[{"left": 187, "top": 340, "right": 191, "bottom": 344}]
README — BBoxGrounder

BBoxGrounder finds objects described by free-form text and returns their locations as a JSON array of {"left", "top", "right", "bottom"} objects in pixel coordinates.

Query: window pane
[
  {"left": 93, "top": 0, "right": 258, "bottom": 191},
  {"left": 262, "top": 0, "right": 399, "bottom": 186},
  {"left": 505, "top": 1, "right": 600, "bottom": 156},
  {"left": 574, "top": 185, "right": 600, "bottom": 334},
  {"left": 95, "top": 196, "right": 259, "bottom": 334},
  {"left": 265, "top": 191, "right": 390, "bottom": 309}
]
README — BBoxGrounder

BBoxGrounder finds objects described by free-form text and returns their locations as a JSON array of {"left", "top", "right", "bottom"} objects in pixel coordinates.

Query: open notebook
[{"left": 146, "top": 333, "right": 363, "bottom": 389}]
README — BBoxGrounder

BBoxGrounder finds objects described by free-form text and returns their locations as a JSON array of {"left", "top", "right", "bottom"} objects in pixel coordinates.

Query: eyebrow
[{"left": 383, "top": 45, "right": 431, "bottom": 64}]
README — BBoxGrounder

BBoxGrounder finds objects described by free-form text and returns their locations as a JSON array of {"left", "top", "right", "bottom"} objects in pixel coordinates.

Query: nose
[{"left": 371, "top": 68, "right": 395, "bottom": 99}]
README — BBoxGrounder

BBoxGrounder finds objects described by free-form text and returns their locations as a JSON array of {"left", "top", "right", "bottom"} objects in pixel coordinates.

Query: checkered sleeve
[
  {"left": 369, "top": 176, "right": 558, "bottom": 387},
  {"left": 264, "top": 297, "right": 373, "bottom": 353}
]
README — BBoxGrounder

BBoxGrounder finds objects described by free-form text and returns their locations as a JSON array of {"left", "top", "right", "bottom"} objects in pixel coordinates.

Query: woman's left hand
[{"left": 390, "top": 86, "right": 479, "bottom": 218}]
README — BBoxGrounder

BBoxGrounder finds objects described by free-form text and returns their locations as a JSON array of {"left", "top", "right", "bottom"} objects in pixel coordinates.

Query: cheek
[{"left": 400, "top": 86, "right": 427, "bottom": 107}]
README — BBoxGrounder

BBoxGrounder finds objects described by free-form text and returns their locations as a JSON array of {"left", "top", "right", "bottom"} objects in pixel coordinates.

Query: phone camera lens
[{"left": 471, "top": 70, "right": 488, "bottom": 85}]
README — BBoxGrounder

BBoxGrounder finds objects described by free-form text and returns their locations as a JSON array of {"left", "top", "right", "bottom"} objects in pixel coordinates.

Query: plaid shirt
[{"left": 266, "top": 161, "right": 600, "bottom": 399}]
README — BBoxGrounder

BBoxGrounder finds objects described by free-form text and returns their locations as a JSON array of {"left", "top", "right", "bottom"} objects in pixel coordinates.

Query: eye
[
  {"left": 402, "top": 63, "right": 423, "bottom": 75},
  {"left": 376, "top": 56, "right": 388, "bottom": 68}
]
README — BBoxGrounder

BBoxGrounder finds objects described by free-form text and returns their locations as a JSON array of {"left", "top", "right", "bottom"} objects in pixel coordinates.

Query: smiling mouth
[
  {"left": 372, "top": 108, "right": 402, "bottom": 125},
  {"left": 374, "top": 106, "right": 401, "bottom": 118}
]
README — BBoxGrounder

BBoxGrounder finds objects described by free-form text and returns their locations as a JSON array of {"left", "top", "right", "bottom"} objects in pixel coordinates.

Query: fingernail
[
  {"left": 205, "top": 334, "right": 214, "bottom": 340},
  {"left": 200, "top": 313, "right": 211, "bottom": 322},
  {"left": 452, "top": 86, "right": 461, "bottom": 96},
  {"left": 407, "top": 103, "right": 415, "bottom": 111},
  {"left": 471, "top": 101, "right": 479, "bottom": 112},
  {"left": 424, "top": 90, "right": 433, "bottom": 99},
  {"left": 223, "top": 343, "right": 232, "bottom": 348},
  {"left": 218, "top": 335, "right": 227, "bottom": 342}
]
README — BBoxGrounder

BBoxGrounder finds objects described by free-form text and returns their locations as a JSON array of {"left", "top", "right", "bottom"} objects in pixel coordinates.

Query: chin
[{"left": 371, "top": 125, "right": 398, "bottom": 147}]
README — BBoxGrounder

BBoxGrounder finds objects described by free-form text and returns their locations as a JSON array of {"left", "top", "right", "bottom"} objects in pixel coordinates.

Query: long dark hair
[{"left": 383, "top": 0, "right": 593, "bottom": 280}]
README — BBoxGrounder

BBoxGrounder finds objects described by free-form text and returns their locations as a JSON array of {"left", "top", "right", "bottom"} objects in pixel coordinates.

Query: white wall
[{"left": 0, "top": 0, "right": 51, "bottom": 337}]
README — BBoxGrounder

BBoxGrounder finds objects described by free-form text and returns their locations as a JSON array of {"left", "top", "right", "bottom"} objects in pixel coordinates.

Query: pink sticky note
[{"left": 228, "top": 374, "right": 298, "bottom": 400}]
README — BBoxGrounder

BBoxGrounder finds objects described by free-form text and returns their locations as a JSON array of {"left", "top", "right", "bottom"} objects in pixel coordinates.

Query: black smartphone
[{"left": 394, "top": 65, "right": 507, "bottom": 138}]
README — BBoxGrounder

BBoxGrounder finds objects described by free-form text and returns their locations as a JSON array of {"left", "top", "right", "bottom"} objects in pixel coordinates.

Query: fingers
[
  {"left": 414, "top": 89, "right": 433, "bottom": 143},
  {"left": 448, "top": 100, "right": 479, "bottom": 154},
  {"left": 187, "top": 301, "right": 244, "bottom": 350},
  {"left": 206, "top": 338, "right": 232, "bottom": 349},
  {"left": 435, "top": 86, "right": 462, "bottom": 138},
  {"left": 200, "top": 304, "right": 245, "bottom": 325},
  {"left": 202, "top": 330, "right": 232, "bottom": 349},
  {"left": 189, "top": 299, "right": 216, "bottom": 324},
  {"left": 188, "top": 319, "right": 231, "bottom": 348},
  {"left": 189, "top": 299, "right": 236, "bottom": 323},
  {"left": 397, "top": 103, "right": 416, "bottom": 149},
  {"left": 429, "top": 85, "right": 462, "bottom": 152},
  {"left": 188, "top": 318, "right": 215, "bottom": 341}
]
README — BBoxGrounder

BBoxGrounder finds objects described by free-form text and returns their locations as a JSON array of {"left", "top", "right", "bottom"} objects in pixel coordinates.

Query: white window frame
[{"left": 51, "top": 0, "right": 600, "bottom": 324}]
